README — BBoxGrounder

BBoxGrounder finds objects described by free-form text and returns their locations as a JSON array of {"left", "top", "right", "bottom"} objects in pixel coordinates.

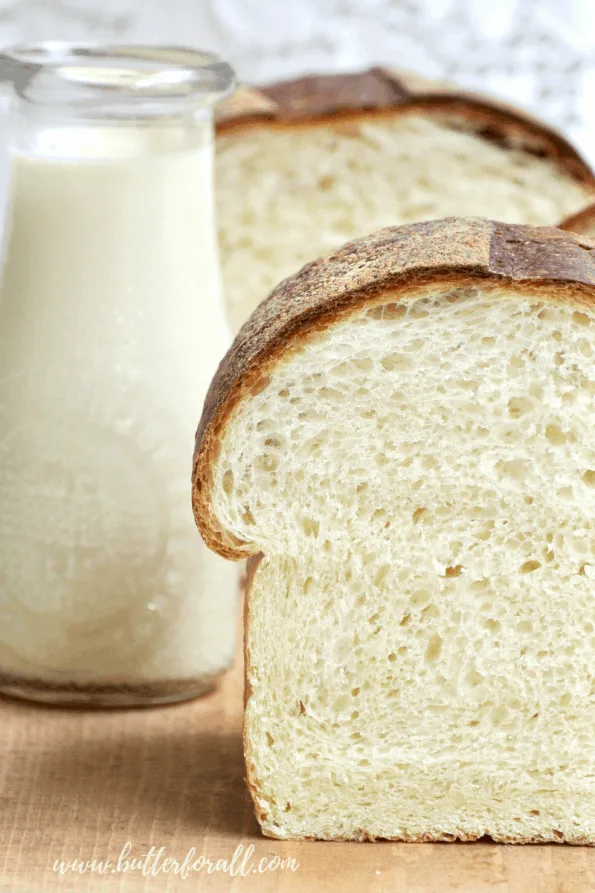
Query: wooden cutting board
[{"left": 1, "top": 612, "right": 594, "bottom": 893}]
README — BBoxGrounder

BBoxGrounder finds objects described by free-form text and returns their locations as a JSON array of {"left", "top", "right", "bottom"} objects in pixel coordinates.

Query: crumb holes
[
  {"left": 222, "top": 469, "right": 234, "bottom": 497},
  {"left": 255, "top": 453, "right": 279, "bottom": 473},
  {"left": 334, "top": 357, "right": 374, "bottom": 376},
  {"left": 367, "top": 302, "right": 407, "bottom": 321},
  {"left": 572, "top": 311, "right": 591, "bottom": 327},
  {"left": 319, "top": 386, "right": 342, "bottom": 401},
  {"left": 530, "top": 809, "right": 540, "bottom": 816},
  {"left": 374, "top": 565, "right": 390, "bottom": 587},
  {"left": 265, "top": 732, "right": 274, "bottom": 747},
  {"left": 240, "top": 506, "right": 256, "bottom": 526},
  {"left": 351, "top": 687, "right": 360, "bottom": 697},
  {"left": 278, "top": 388, "right": 289, "bottom": 398},
  {"left": 557, "top": 486, "right": 573, "bottom": 501},
  {"left": 408, "top": 301, "right": 431, "bottom": 319},
  {"left": 485, "top": 618, "right": 500, "bottom": 633},
  {"left": 410, "top": 590, "right": 429, "bottom": 608},
  {"left": 387, "top": 652, "right": 397, "bottom": 663},
  {"left": 444, "top": 565, "right": 463, "bottom": 578},
  {"left": 400, "top": 613, "right": 411, "bottom": 627},
  {"left": 495, "top": 459, "right": 527, "bottom": 481},
  {"left": 583, "top": 470, "right": 595, "bottom": 487},
  {"left": 508, "top": 396, "right": 533, "bottom": 418},
  {"left": 490, "top": 705, "right": 508, "bottom": 726},
  {"left": 285, "top": 802, "right": 292, "bottom": 812},
  {"left": 553, "top": 830, "right": 564, "bottom": 839},
  {"left": 412, "top": 507, "right": 426, "bottom": 524},
  {"left": 482, "top": 336, "right": 496, "bottom": 347},
  {"left": 520, "top": 560, "right": 541, "bottom": 574},
  {"left": 333, "top": 694, "right": 351, "bottom": 711},
  {"left": 381, "top": 352, "right": 412, "bottom": 372},
  {"left": 299, "top": 701, "right": 306, "bottom": 715},
  {"left": 251, "top": 375, "right": 271, "bottom": 396},
  {"left": 301, "top": 517, "right": 320, "bottom": 537},
  {"left": 466, "top": 668, "right": 483, "bottom": 686},
  {"left": 351, "top": 710, "right": 359, "bottom": 720},
  {"left": 425, "top": 634, "right": 443, "bottom": 664},
  {"left": 469, "top": 719, "right": 480, "bottom": 727},
  {"left": 318, "top": 175, "right": 335, "bottom": 190},
  {"left": 545, "top": 424, "right": 567, "bottom": 446}
]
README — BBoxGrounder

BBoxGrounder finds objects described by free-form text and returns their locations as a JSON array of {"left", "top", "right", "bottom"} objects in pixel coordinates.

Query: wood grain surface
[{"left": 2, "top": 608, "right": 595, "bottom": 893}]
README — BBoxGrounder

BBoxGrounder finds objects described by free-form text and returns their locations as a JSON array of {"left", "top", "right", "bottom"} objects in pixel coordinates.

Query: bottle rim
[{"left": 1, "top": 42, "right": 236, "bottom": 115}]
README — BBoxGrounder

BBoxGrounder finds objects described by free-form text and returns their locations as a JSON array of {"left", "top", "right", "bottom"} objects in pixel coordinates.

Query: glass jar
[{"left": 0, "top": 44, "right": 238, "bottom": 705}]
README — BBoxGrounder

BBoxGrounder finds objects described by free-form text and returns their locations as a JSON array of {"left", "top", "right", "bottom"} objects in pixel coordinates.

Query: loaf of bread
[
  {"left": 561, "top": 203, "right": 595, "bottom": 239},
  {"left": 215, "top": 68, "right": 595, "bottom": 331},
  {"left": 193, "top": 218, "right": 595, "bottom": 843}
]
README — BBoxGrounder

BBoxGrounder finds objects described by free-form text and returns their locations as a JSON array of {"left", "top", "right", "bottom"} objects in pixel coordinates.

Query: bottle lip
[{"left": 1, "top": 42, "right": 236, "bottom": 116}]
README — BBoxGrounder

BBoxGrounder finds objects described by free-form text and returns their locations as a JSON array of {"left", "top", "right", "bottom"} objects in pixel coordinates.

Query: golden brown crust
[
  {"left": 215, "top": 67, "right": 595, "bottom": 191},
  {"left": 192, "top": 218, "right": 595, "bottom": 559},
  {"left": 559, "top": 202, "right": 595, "bottom": 237}
]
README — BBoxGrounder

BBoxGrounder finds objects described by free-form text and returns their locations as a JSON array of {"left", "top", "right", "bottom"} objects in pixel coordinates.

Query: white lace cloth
[{"left": 0, "top": 0, "right": 593, "bottom": 163}]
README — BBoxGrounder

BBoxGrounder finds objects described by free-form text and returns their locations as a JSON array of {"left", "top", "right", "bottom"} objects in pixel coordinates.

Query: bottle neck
[
  {"left": 1, "top": 43, "right": 234, "bottom": 157},
  {"left": 9, "top": 97, "right": 214, "bottom": 160}
]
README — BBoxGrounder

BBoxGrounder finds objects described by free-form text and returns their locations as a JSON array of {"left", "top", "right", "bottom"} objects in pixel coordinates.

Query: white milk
[{"left": 0, "top": 122, "right": 238, "bottom": 694}]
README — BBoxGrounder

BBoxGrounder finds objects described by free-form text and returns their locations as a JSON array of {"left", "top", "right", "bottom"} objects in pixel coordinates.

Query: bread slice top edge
[
  {"left": 215, "top": 67, "right": 595, "bottom": 196},
  {"left": 192, "top": 218, "right": 595, "bottom": 560}
]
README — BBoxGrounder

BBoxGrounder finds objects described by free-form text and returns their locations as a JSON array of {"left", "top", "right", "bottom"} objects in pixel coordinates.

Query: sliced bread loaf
[
  {"left": 215, "top": 68, "right": 595, "bottom": 331},
  {"left": 193, "top": 218, "right": 595, "bottom": 842}
]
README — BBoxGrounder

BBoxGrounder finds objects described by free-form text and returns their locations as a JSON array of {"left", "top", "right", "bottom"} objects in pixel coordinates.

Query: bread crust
[
  {"left": 560, "top": 202, "right": 595, "bottom": 236},
  {"left": 196, "top": 217, "right": 595, "bottom": 844},
  {"left": 192, "top": 218, "right": 595, "bottom": 559},
  {"left": 215, "top": 67, "right": 595, "bottom": 193}
]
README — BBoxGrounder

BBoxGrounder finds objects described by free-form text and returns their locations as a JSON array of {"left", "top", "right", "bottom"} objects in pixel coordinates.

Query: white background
[{"left": 0, "top": 0, "right": 594, "bottom": 163}]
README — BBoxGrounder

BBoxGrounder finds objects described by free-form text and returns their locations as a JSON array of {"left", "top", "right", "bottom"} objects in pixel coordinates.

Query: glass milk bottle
[{"left": 0, "top": 44, "right": 238, "bottom": 705}]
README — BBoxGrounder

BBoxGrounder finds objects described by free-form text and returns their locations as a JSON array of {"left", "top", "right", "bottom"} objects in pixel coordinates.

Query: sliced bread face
[
  {"left": 193, "top": 219, "right": 595, "bottom": 842},
  {"left": 216, "top": 69, "right": 595, "bottom": 331}
]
